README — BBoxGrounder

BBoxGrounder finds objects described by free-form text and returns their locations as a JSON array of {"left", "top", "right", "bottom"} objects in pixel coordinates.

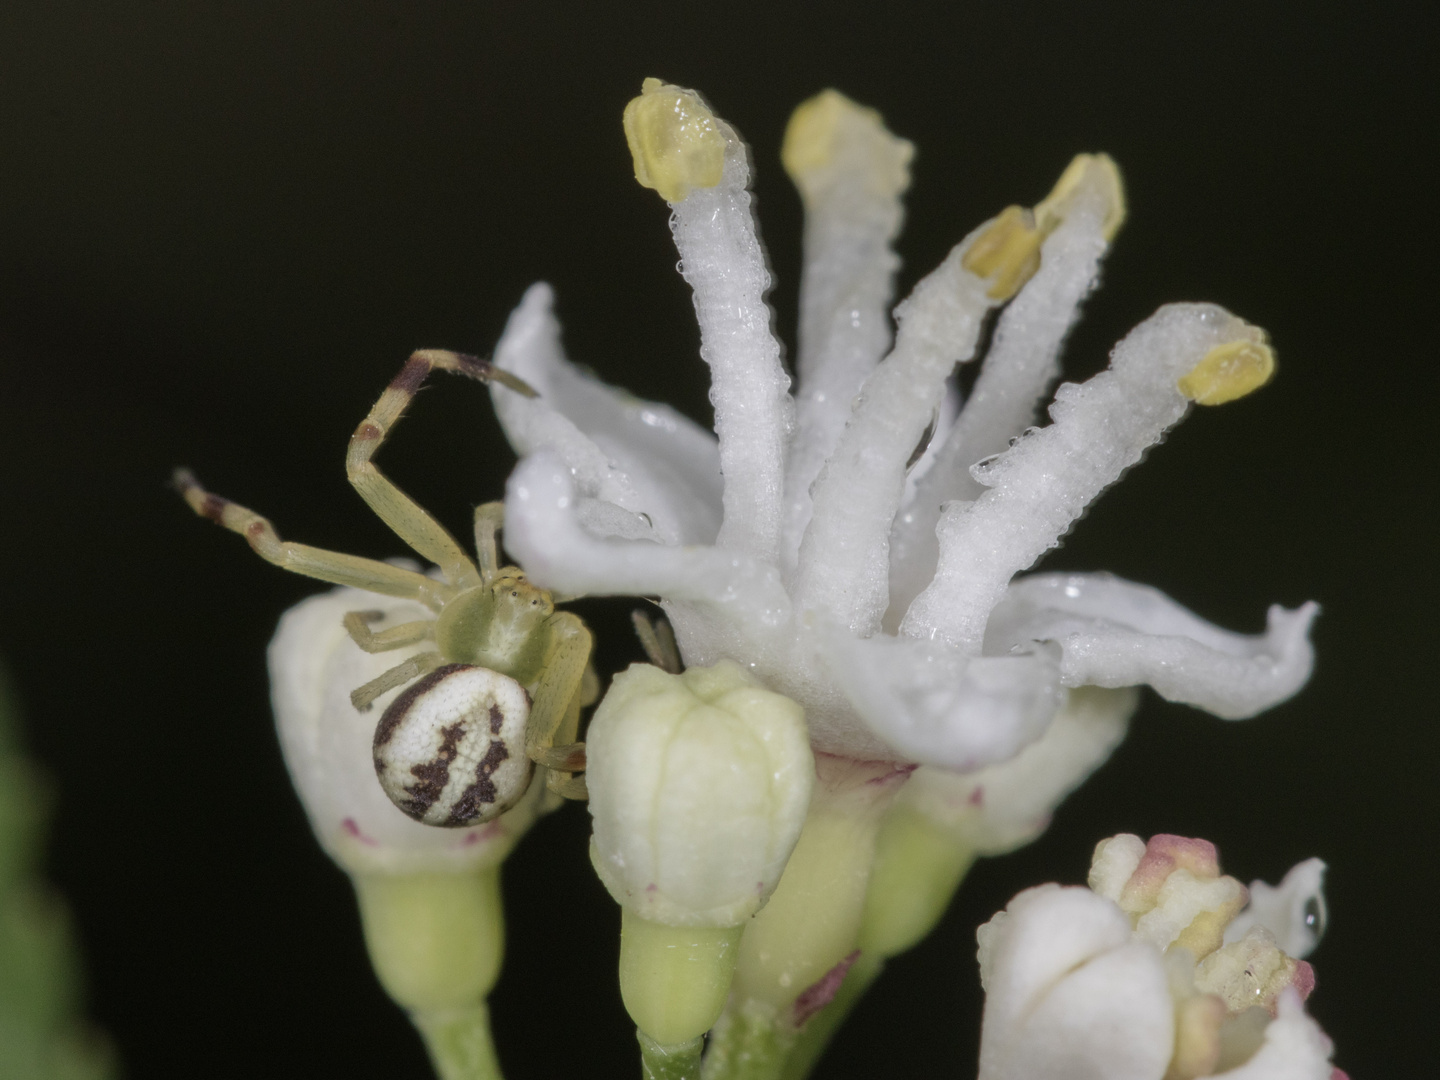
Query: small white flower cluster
[{"left": 977, "top": 834, "right": 1338, "bottom": 1080}]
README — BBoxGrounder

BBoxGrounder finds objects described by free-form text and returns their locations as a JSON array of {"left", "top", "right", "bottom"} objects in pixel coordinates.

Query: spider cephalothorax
[{"left": 177, "top": 349, "right": 594, "bottom": 825}]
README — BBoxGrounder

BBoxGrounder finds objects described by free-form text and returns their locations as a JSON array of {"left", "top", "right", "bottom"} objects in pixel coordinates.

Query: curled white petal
[
  {"left": 268, "top": 585, "right": 543, "bottom": 875},
  {"left": 820, "top": 628, "right": 1063, "bottom": 771},
  {"left": 897, "top": 686, "right": 1137, "bottom": 855},
  {"left": 504, "top": 451, "right": 791, "bottom": 630},
  {"left": 490, "top": 282, "right": 722, "bottom": 544},
  {"left": 1225, "top": 858, "right": 1328, "bottom": 959},
  {"left": 1201, "top": 989, "right": 1336, "bottom": 1080},
  {"left": 888, "top": 181, "right": 1110, "bottom": 621},
  {"left": 977, "top": 885, "right": 1174, "bottom": 1080},
  {"left": 987, "top": 573, "right": 1318, "bottom": 719},
  {"left": 668, "top": 107, "right": 793, "bottom": 564},
  {"left": 905, "top": 303, "right": 1268, "bottom": 652},
  {"left": 794, "top": 226, "right": 997, "bottom": 635}
]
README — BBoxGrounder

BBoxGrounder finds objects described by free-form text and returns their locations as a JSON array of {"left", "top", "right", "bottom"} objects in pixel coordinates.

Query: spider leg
[
  {"left": 630, "top": 609, "right": 684, "bottom": 674},
  {"left": 343, "top": 610, "right": 436, "bottom": 653},
  {"left": 176, "top": 470, "right": 451, "bottom": 609},
  {"left": 346, "top": 351, "right": 532, "bottom": 590},
  {"left": 349, "top": 651, "right": 446, "bottom": 712},
  {"left": 524, "top": 611, "right": 593, "bottom": 797},
  {"left": 472, "top": 502, "right": 504, "bottom": 586}
]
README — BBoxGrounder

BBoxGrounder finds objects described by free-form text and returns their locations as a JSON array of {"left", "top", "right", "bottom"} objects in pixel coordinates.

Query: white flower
[
  {"left": 493, "top": 81, "right": 1316, "bottom": 771},
  {"left": 975, "top": 834, "right": 1339, "bottom": 1080},
  {"left": 268, "top": 585, "right": 548, "bottom": 875}
]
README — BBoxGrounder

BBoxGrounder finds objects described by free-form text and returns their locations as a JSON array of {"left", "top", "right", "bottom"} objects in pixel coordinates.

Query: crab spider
[{"left": 176, "top": 348, "right": 596, "bottom": 826}]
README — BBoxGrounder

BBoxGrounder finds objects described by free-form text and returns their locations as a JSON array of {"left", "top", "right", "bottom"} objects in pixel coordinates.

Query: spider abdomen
[{"left": 373, "top": 663, "right": 533, "bottom": 826}]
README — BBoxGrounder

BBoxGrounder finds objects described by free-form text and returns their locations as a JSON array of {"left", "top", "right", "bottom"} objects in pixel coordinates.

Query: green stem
[
  {"left": 413, "top": 1004, "right": 504, "bottom": 1080},
  {"left": 700, "top": 1003, "right": 794, "bottom": 1080},
  {"left": 639, "top": 1030, "right": 704, "bottom": 1080},
  {"left": 775, "top": 809, "right": 977, "bottom": 1080},
  {"left": 777, "top": 954, "right": 882, "bottom": 1080}
]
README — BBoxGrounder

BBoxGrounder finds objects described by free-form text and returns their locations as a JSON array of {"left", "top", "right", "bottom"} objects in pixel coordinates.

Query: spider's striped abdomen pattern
[{"left": 373, "top": 663, "right": 531, "bottom": 827}]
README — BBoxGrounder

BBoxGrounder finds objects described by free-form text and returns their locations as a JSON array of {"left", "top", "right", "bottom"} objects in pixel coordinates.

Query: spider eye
[{"left": 372, "top": 664, "right": 534, "bottom": 826}]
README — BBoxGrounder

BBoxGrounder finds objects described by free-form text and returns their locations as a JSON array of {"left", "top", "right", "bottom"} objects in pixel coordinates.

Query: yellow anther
[
  {"left": 1034, "top": 153, "right": 1127, "bottom": 241},
  {"left": 961, "top": 205, "right": 1043, "bottom": 300},
  {"left": 781, "top": 89, "right": 912, "bottom": 203},
  {"left": 623, "top": 77, "right": 726, "bottom": 203},
  {"left": 964, "top": 154, "right": 1128, "bottom": 300},
  {"left": 1178, "top": 340, "right": 1276, "bottom": 405}
]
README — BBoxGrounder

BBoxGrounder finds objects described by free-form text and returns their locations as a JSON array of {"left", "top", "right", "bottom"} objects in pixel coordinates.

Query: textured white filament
[
  {"left": 888, "top": 185, "right": 1110, "bottom": 621},
  {"left": 781, "top": 108, "right": 912, "bottom": 572},
  {"left": 668, "top": 118, "right": 794, "bottom": 564},
  {"left": 905, "top": 303, "right": 1268, "bottom": 652},
  {"left": 793, "top": 230, "right": 997, "bottom": 634}
]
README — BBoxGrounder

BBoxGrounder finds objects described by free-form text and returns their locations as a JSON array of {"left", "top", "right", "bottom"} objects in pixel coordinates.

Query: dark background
[{"left": 1, "top": 2, "right": 1434, "bottom": 1076}]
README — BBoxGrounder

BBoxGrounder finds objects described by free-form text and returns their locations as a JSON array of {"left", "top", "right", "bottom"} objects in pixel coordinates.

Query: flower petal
[
  {"left": 780, "top": 91, "right": 912, "bottom": 572},
  {"left": 503, "top": 451, "right": 791, "bottom": 630},
  {"left": 819, "top": 627, "right": 1063, "bottom": 771},
  {"left": 1225, "top": 858, "right": 1328, "bottom": 959},
  {"left": 896, "top": 685, "right": 1137, "bottom": 855},
  {"left": 977, "top": 885, "right": 1173, "bottom": 1080},
  {"left": 489, "top": 282, "right": 722, "bottom": 544},
  {"left": 268, "top": 584, "right": 544, "bottom": 875},
  {"left": 888, "top": 169, "right": 1112, "bottom": 620},
  {"left": 986, "top": 573, "right": 1317, "bottom": 719},
  {"left": 904, "top": 303, "right": 1273, "bottom": 651},
  {"left": 1201, "top": 990, "right": 1336, "bottom": 1080},
  {"left": 794, "top": 223, "right": 998, "bottom": 635}
]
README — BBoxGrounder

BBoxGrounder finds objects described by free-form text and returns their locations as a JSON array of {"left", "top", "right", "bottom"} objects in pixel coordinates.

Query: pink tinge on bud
[
  {"left": 1120, "top": 834, "right": 1220, "bottom": 911},
  {"left": 1330, "top": 1070, "right": 1350, "bottom": 1080},
  {"left": 1293, "top": 960, "right": 1316, "bottom": 1002}
]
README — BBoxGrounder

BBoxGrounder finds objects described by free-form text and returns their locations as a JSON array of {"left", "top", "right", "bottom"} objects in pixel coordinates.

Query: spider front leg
[
  {"left": 343, "top": 610, "right": 436, "bottom": 653},
  {"left": 524, "top": 611, "right": 593, "bottom": 798},
  {"left": 345, "top": 352, "right": 533, "bottom": 590},
  {"left": 175, "top": 469, "right": 452, "bottom": 609}
]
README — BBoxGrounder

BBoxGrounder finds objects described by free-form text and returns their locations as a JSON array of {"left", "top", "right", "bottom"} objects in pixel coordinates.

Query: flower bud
[
  {"left": 587, "top": 660, "right": 813, "bottom": 928},
  {"left": 974, "top": 834, "right": 1336, "bottom": 1080},
  {"left": 587, "top": 661, "right": 812, "bottom": 1052},
  {"left": 268, "top": 585, "right": 548, "bottom": 1077}
]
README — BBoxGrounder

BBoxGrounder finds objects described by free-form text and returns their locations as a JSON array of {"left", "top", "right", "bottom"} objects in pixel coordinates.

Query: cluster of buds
[{"left": 977, "top": 834, "right": 1338, "bottom": 1079}]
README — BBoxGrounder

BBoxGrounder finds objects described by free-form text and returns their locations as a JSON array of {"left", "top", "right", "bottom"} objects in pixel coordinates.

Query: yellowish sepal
[
  {"left": 1178, "top": 340, "right": 1276, "bottom": 405},
  {"left": 623, "top": 78, "right": 726, "bottom": 203},
  {"left": 619, "top": 908, "right": 744, "bottom": 1046}
]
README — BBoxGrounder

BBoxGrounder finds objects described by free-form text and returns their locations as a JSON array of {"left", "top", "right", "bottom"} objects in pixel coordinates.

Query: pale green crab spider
[{"left": 176, "top": 349, "right": 596, "bottom": 826}]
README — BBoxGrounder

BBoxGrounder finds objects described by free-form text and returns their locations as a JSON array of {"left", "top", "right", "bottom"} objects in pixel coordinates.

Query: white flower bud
[{"left": 586, "top": 660, "right": 813, "bottom": 928}]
